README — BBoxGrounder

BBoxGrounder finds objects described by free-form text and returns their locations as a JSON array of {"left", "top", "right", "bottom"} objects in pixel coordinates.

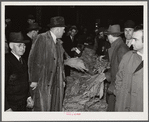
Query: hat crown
[
  {"left": 27, "top": 23, "right": 41, "bottom": 31},
  {"left": 9, "top": 32, "right": 29, "bottom": 43},
  {"left": 124, "top": 20, "right": 135, "bottom": 28},
  {"left": 108, "top": 24, "right": 121, "bottom": 33},
  {"left": 48, "top": 16, "right": 66, "bottom": 28}
]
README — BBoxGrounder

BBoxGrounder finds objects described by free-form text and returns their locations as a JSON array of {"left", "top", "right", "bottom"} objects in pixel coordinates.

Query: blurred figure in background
[
  {"left": 124, "top": 20, "right": 135, "bottom": 50},
  {"left": 23, "top": 23, "right": 41, "bottom": 63}
]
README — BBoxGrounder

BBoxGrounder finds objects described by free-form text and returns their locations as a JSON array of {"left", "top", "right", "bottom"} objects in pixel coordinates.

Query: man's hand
[
  {"left": 6, "top": 108, "right": 13, "bottom": 112},
  {"left": 64, "top": 58, "right": 88, "bottom": 72},
  {"left": 107, "top": 85, "right": 115, "bottom": 95},
  {"left": 99, "top": 55, "right": 105, "bottom": 61},
  {"left": 26, "top": 97, "right": 34, "bottom": 108},
  {"left": 104, "top": 72, "right": 111, "bottom": 82},
  {"left": 30, "top": 82, "right": 37, "bottom": 90}
]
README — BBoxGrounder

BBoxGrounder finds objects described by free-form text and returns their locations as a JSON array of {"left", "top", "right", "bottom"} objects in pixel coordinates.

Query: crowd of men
[{"left": 5, "top": 14, "right": 144, "bottom": 112}]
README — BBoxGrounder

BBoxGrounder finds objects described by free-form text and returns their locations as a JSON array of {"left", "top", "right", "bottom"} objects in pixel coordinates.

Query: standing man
[
  {"left": 104, "top": 24, "right": 129, "bottom": 111},
  {"left": 124, "top": 20, "right": 135, "bottom": 50},
  {"left": 115, "top": 25, "right": 143, "bottom": 111},
  {"left": 28, "top": 16, "right": 66, "bottom": 111},
  {"left": 62, "top": 25, "right": 78, "bottom": 57},
  {"left": 62, "top": 25, "right": 78, "bottom": 76},
  {"left": 5, "top": 32, "right": 33, "bottom": 111}
]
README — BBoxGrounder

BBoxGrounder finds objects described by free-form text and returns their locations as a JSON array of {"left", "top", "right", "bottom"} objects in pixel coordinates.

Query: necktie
[{"left": 19, "top": 57, "right": 23, "bottom": 64}]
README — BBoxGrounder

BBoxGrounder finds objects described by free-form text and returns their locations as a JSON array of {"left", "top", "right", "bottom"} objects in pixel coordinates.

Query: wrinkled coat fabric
[
  {"left": 106, "top": 37, "right": 129, "bottom": 111},
  {"left": 115, "top": 51, "right": 143, "bottom": 111},
  {"left": 28, "top": 31, "right": 65, "bottom": 111}
]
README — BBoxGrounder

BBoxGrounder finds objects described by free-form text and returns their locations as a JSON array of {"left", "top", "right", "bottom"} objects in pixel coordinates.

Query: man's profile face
[
  {"left": 124, "top": 28, "right": 134, "bottom": 40},
  {"left": 57, "top": 27, "right": 65, "bottom": 38},
  {"left": 132, "top": 30, "right": 143, "bottom": 52}
]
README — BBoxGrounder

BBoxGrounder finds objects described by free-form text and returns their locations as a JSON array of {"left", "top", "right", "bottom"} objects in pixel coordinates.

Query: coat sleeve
[
  {"left": 28, "top": 35, "right": 46, "bottom": 83},
  {"left": 114, "top": 56, "right": 125, "bottom": 96},
  {"left": 5, "top": 57, "right": 10, "bottom": 110},
  {"left": 117, "top": 45, "right": 129, "bottom": 64}
]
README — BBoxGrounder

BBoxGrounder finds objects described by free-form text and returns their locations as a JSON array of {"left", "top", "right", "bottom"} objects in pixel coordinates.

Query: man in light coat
[{"left": 115, "top": 25, "right": 143, "bottom": 111}]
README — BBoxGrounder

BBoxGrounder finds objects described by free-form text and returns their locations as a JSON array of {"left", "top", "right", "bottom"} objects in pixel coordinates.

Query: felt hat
[
  {"left": 48, "top": 16, "right": 66, "bottom": 28},
  {"left": 104, "top": 24, "right": 123, "bottom": 35},
  {"left": 27, "top": 23, "right": 41, "bottom": 31},
  {"left": 9, "top": 31, "right": 29, "bottom": 43},
  {"left": 124, "top": 20, "right": 135, "bottom": 28}
]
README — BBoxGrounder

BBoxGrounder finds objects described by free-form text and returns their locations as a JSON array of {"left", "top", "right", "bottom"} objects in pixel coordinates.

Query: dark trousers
[
  {"left": 106, "top": 93, "right": 116, "bottom": 111},
  {"left": 9, "top": 100, "right": 27, "bottom": 111}
]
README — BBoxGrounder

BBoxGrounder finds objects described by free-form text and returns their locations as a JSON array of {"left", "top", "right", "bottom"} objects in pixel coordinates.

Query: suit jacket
[
  {"left": 5, "top": 53, "right": 30, "bottom": 110},
  {"left": 62, "top": 35, "right": 78, "bottom": 57}
]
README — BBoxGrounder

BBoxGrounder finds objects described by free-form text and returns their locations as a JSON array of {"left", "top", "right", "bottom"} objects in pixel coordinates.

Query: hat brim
[
  {"left": 9, "top": 40, "right": 30, "bottom": 43},
  {"left": 27, "top": 27, "right": 42, "bottom": 31},
  {"left": 104, "top": 32, "right": 123, "bottom": 35},
  {"left": 47, "top": 24, "right": 67, "bottom": 28}
]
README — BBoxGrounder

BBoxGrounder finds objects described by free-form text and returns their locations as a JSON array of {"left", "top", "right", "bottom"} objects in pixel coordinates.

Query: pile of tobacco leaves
[{"left": 63, "top": 47, "right": 109, "bottom": 111}]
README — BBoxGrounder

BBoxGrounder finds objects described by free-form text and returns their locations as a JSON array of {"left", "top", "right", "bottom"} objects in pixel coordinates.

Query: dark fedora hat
[
  {"left": 27, "top": 23, "right": 42, "bottom": 31},
  {"left": 48, "top": 16, "right": 66, "bottom": 28},
  {"left": 124, "top": 20, "right": 135, "bottom": 28},
  {"left": 9, "top": 32, "right": 29, "bottom": 43},
  {"left": 104, "top": 24, "right": 123, "bottom": 35}
]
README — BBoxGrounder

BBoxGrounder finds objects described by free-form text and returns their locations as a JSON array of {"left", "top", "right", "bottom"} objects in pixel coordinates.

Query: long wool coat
[
  {"left": 28, "top": 31, "right": 65, "bottom": 111},
  {"left": 115, "top": 51, "right": 143, "bottom": 111}
]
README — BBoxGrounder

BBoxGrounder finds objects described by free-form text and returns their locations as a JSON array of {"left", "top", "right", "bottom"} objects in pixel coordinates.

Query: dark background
[{"left": 5, "top": 6, "right": 143, "bottom": 31}]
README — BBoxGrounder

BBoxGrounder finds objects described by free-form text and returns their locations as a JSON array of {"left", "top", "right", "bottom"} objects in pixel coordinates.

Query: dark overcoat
[
  {"left": 28, "top": 31, "right": 65, "bottom": 111},
  {"left": 5, "top": 53, "right": 29, "bottom": 111},
  {"left": 106, "top": 37, "right": 129, "bottom": 111}
]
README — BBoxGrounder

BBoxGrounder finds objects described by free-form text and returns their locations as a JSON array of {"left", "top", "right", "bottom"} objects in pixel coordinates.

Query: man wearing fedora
[
  {"left": 124, "top": 20, "right": 135, "bottom": 50},
  {"left": 28, "top": 16, "right": 67, "bottom": 111},
  {"left": 104, "top": 24, "right": 129, "bottom": 111},
  {"left": 23, "top": 23, "right": 41, "bottom": 63},
  {"left": 5, "top": 32, "right": 33, "bottom": 111}
]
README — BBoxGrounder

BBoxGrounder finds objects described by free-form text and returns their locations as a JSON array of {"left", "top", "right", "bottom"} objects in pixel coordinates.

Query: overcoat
[
  {"left": 5, "top": 53, "right": 29, "bottom": 111},
  {"left": 107, "top": 37, "right": 129, "bottom": 89},
  {"left": 115, "top": 51, "right": 143, "bottom": 111},
  {"left": 28, "top": 31, "right": 65, "bottom": 111},
  {"left": 106, "top": 37, "right": 129, "bottom": 111}
]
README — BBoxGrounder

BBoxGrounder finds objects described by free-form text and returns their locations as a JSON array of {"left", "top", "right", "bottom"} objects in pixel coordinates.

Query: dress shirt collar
[
  {"left": 137, "top": 51, "right": 143, "bottom": 60},
  {"left": 11, "top": 51, "right": 20, "bottom": 60},
  {"left": 50, "top": 31, "right": 57, "bottom": 44}
]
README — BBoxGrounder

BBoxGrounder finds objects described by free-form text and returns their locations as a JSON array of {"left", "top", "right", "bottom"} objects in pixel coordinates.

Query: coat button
[
  {"left": 51, "top": 71, "right": 53, "bottom": 73},
  {"left": 54, "top": 58, "right": 55, "bottom": 60}
]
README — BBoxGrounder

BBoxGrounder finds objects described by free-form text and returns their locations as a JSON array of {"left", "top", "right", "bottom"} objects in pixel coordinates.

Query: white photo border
[{"left": 1, "top": 1, "right": 148, "bottom": 121}]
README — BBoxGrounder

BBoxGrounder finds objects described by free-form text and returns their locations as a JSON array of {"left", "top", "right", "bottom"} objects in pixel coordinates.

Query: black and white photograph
[{"left": 1, "top": 1, "right": 148, "bottom": 121}]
